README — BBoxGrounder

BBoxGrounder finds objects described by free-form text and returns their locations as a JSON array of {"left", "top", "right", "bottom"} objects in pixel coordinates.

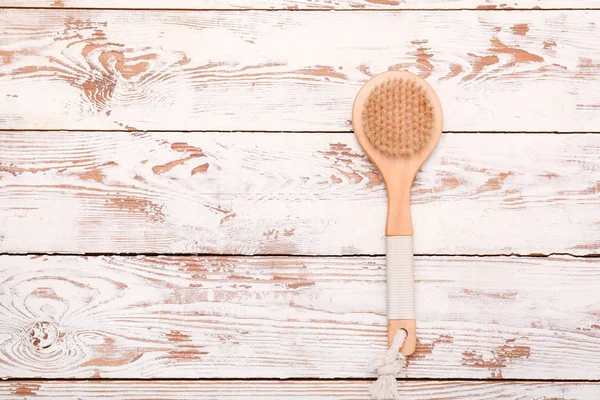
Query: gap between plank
[
  {"left": 0, "top": 252, "right": 596, "bottom": 258},
  {"left": 0, "top": 7, "right": 599, "bottom": 11},
  {"left": 2, "top": 377, "right": 600, "bottom": 383},
  {"left": 0, "top": 129, "right": 598, "bottom": 134}
]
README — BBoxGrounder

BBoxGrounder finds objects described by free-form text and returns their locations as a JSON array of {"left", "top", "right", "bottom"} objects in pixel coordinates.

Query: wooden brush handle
[
  {"left": 386, "top": 235, "right": 417, "bottom": 355},
  {"left": 385, "top": 177, "right": 413, "bottom": 236}
]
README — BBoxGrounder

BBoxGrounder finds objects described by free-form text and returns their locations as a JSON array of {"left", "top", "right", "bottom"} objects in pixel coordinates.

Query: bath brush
[{"left": 353, "top": 71, "right": 443, "bottom": 356}]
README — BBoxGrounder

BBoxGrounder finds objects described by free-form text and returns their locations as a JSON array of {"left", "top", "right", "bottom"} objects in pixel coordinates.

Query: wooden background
[{"left": 0, "top": 1, "right": 599, "bottom": 398}]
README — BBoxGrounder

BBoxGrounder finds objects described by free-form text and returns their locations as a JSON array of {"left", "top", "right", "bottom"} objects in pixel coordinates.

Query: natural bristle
[{"left": 362, "top": 77, "right": 435, "bottom": 156}]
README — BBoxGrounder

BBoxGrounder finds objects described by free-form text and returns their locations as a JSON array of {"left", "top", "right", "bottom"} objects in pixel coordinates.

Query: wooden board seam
[
  {"left": 0, "top": 253, "right": 597, "bottom": 258},
  {"left": 1, "top": 129, "right": 599, "bottom": 134},
  {"left": 1, "top": 378, "right": 600, "bottom": 382},
  {"left": 1, "top": 7, "right": 600, "bottom": 11}
]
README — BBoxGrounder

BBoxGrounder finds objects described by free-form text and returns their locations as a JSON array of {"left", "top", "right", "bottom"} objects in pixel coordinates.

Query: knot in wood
[{"left": 28, "top": 320, "right": 59, "bottom": 350}]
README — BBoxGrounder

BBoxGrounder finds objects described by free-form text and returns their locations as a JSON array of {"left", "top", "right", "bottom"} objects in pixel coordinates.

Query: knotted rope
[{"left": 368, "top": 329, "right": 407, "bottom": 399}]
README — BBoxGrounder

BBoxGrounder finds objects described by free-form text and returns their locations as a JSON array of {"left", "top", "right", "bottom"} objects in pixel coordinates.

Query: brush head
[
  {"left": 352, "top": 71, "right": 443, "bottom": 175},
  {"left": 362, "top": 76, "right": 435, "bottom": 156}
]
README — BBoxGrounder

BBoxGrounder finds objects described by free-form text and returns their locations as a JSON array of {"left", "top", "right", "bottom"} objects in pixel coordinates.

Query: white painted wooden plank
[
  {"left": 0, "top": 255, "right": 598, "bottom": 379},
  {"left": 1, "top": 380, "right": 599, "bottom": 399},
  {"left": 1, "top": 132, "right": 598, "bottom": 255},
  {"left": 2, "top": 0, "right": 599, "bottom": 10},
  {"left": 0, "top": 10, "right": 598, "bottom": 131}
]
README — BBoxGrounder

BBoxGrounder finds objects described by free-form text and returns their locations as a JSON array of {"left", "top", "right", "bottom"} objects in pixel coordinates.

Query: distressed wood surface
[
  {"left": 1, "top": 381, "right": 600, "bottom": 400},
  {"left": 0, "top": 10, "right": 598, "bottom": 132},
  {"left": 1, "top": 255, "right": 599, "bottom": 379},
  {"left": 2, "top": 0, "right": 599, "bottom": 10},
  {"left": 1, "top": 132, "right": 598, "bottom": 255}
]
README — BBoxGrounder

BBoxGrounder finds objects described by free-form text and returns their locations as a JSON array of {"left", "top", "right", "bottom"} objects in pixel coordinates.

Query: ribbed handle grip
[{"left": 386, "top": 236, "right": 415, "bottom": 320}]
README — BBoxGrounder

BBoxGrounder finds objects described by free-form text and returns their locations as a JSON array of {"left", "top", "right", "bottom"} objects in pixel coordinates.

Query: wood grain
[
  {"left": 0, "top": 255, "right": 598, "bottom": 379},
  {"left": 1, "top": 380, "right": 600, "bottom": 399},
  {"left": 2, "top": 0, "right": 599, "bottom": 10},
  {"left": 1, "top": 131, "right": 598, "bottom": 255},
  {"left": 0, "top": 10, "right": 598, "bottom": 132}
]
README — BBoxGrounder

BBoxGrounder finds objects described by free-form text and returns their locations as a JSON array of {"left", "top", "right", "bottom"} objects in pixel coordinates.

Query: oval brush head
[
  {"left": 362, "top": 77, "right": 435, "bottom": 156},
  {"left": 353, "top": 71, "right": 442, "bottom": 166},
  {"left": 352, "top": 71, "right": 442, "bottom": 357}
]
